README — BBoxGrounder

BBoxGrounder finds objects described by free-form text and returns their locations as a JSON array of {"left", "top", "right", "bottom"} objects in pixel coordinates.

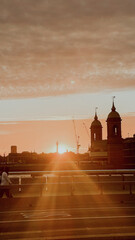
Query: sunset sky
[{"left": 0, "top": 0, "right": 134, "bottom": 155}]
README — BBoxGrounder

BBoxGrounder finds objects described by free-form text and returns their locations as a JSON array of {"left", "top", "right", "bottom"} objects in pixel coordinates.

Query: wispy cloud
[
  {"left": 0, "top": 130, "right": 11, "bottom": 135},
  {"left": 0, "top": 0, "right": 135, "bottom": 99},
  {"left": 0, "top": 122, "right": 19, "bottom": 125}
]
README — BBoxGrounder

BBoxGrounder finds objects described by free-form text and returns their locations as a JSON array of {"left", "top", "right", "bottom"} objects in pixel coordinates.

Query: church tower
[
  {"left": 107, "top": 98, "right": 123, "bottom": 166},
  {"left": 90, "top": 108, "right": 102, "bottom": 149}
]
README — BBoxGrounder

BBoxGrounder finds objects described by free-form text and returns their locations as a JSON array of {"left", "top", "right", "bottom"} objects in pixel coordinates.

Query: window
[{"left": 113, "top": 126, "right": 118, "bottom": 135}]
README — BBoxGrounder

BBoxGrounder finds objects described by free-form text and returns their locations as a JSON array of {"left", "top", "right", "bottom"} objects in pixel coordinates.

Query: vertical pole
[
  {"left": 40, "top": 177, "right": 43, "bottom": 197},
  {"left": 19, "top": 177, "right": 22, "bottom": 192}
]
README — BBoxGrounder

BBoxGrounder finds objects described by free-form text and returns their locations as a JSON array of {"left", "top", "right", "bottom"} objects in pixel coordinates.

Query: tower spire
[
  {"left": 94, "top": 107, "right": 98, "bottom": 120},
  {"left": 112, "top": 96, "right": 116, "bottom": 111}
]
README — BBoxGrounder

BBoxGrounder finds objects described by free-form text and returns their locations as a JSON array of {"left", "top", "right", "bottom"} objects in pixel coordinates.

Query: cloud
[
  {"left": 0, "top": 130, "right": 11, "bottom": 135},
  {"left": 0, "top": 0, "right": 135, "bottom": 99},
  {"left": 0, "top": 122, "right": 19, "bottom": 125}
]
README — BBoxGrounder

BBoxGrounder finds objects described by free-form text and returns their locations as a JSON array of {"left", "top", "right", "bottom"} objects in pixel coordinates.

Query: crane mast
[
  {"left": 73, "top": 120, "right": 81, "bottom": 154},
  {"left": 83, "top": 122, "right": 90, "bottom": 138},
  {"left": 83, "top": 121, "right": 91, "bottom": 152}
]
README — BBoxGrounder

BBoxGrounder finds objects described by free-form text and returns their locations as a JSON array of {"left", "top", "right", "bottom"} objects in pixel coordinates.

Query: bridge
[{"left": 0, "top": 169, "right": 135, "bottom": 239}]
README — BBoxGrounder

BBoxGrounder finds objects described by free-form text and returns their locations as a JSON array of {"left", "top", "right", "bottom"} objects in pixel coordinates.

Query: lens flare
[{"left": 58, "top": 144, "right": 67, "bottom": 154}]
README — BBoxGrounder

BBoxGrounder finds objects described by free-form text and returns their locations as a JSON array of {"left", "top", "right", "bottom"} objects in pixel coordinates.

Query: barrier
[{"left": 1, "top": 169, "right": 135, "bottom": 197}]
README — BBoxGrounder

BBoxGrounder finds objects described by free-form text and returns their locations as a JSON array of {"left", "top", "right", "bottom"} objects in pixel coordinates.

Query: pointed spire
[
  {"left": 94, "top": 107, "right": 98, "bottom": 120},
  {"left": 112, "top": 96, "right": 116, "bottom": 111}
]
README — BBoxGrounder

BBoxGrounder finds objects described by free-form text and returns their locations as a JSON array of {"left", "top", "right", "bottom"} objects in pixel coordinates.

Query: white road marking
[
  {"left": 0, "top": 226, "right": 135, "bottom": 235},
  {"left": 0, "top": 205, "right": 135, "bottom": 214},
  {"left": 6, "top": 232, "right": 135, "bottom": 240},
  {"left": 20, "top": 210, "right": 71, "bottom": 219},
  {"left": 0, "top": 214, "right": 135, "bottom": 224}
]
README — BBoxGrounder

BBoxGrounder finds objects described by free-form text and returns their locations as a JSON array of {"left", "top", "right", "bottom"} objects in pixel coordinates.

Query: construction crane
[
  {"left": 72, "top": 120, "right": 81, "bottom": 154},
  {"left": 83, "top": 121, "right": 90, "bottom": 138},
  {"left": 83, "top": 121, "right": 91, "bottom": 152}
]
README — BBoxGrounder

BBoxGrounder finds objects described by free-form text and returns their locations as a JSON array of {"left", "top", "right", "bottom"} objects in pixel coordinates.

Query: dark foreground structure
[
  {"left": 0, "top": 194, "right": 135, "bottom": 240},
  {"left": 90, "top": 100, "right": 135, "bottom": 168}
]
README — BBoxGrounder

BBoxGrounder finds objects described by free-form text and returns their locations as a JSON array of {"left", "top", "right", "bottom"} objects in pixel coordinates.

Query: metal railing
[
  {"left": 0, "top": 169, "right": 135, "bottom": 197},
  {"left": 9, "top": 169, "right": 135, "bottom": 175},
  {"left": 0, "top": 181, "right": 135, "bottom": 196}
]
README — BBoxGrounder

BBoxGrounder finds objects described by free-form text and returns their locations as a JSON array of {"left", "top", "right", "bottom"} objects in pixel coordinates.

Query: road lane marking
[
  {"left": 1, "top": 231, "right": 135, "bottom": 240},
  {"left": 20, "top": 210, "right": 71, "bottom": 219},
  {"left": 0, "top": 226, "right": 135, "bottom": 235},
  {"left": 0, "top": 205, "right": 135, "bottom": 214},
  {"left": 0, "top": 214, "right": 135, "bottom": 224},
  {"left": 7, "top": 232, "right": 135, "bottom": 240}
]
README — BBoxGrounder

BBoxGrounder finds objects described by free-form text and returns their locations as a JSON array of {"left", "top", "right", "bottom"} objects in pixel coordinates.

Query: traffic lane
[
  {"left": 1, "top": 220, "right": 135, "bottom": 240},
  {"left": 0, "top": 206, "right": 135, "bottom": 232},
  {"left": 1, "top": 226, "right": 135, "bottom": 240},
  {"left": 1, "top": 206, "right": 135, "bottom": 221}
]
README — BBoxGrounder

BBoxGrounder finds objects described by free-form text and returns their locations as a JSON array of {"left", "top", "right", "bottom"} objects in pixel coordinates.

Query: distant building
[
  {"left": 90, "top": 110, "right": 107, "bottom": 163},
  {"left": 106, "top": 100, "right": 124, "bottom": 166},
  {"left": 89, "top": 100, "right": 135, "bottom": 167},
  {"left": 123, "top": 135, "right": 135, "bottom": 164},
  {"left": 11, "top": 145, "right": 17, "bottom": 154},
  {"left": 7, "top": 151, "right": 38, "bottom": 164}
]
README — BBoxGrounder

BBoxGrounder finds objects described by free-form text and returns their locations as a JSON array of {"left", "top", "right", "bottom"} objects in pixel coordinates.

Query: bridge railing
[
  {"left": 0, "top": 181, "right": 135, "bottom": 196},
  {"left": 9, "top": 169, "right": 135, "bottom": 175},
  {"left": 0, "top": 169, "right": 135, "bottom": 197}
]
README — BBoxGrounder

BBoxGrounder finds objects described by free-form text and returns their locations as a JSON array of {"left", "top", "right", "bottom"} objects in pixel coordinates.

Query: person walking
[{"left": 0, "top": 167, "right": 13, "bottom": 198}]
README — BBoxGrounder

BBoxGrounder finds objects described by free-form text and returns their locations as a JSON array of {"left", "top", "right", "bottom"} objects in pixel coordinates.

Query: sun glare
[
  {"left": 58, "top": 144, "right": 67, "bottom": 154},
  {"left": 49, "top": 143, "right": 70, "bottom": 154}
]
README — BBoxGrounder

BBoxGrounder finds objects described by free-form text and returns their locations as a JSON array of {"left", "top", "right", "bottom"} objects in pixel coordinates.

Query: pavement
[
  {"left": 0, "top": 194, "right": 135, "bottom": 239},
  {"left": 0, "top": 193, "right": 135, "bottom": 211}
]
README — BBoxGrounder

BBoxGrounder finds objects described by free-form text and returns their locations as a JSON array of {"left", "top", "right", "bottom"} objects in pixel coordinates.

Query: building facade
[{"left": 90, "top": 101, "right": 135, "bottom": 167}]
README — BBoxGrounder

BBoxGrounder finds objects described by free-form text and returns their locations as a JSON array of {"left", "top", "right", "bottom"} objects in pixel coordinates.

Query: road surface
[{"left": 0, "top": 195, "right": 135, "bottom": 239}]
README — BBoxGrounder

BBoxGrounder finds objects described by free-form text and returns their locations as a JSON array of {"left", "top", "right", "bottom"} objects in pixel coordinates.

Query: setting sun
[{"left": 58, "top": 144, "right": 67, "bottom": 154}]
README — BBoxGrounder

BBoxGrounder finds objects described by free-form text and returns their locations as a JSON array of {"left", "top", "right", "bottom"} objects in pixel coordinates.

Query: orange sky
[
  {"left": 0, "top": 0, "right": 134, "bottom": 155},
  {"left": 0, "top": 115, "right": 134, "bottom": 155}
]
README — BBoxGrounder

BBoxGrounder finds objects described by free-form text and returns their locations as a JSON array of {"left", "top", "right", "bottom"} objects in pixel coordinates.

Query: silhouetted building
[
  {"left": 11, "top": 145, "right": 17, "bottom": 154},
  {"left": 107, "top": 100, "right": 123, "bottom": 166},
  {"left": 90, "top": 109, "right": 107, "bottom": 163},
  {"left": 123, "top": 135, "right": 135, "bottom": 164},
  {"left": 91, "top": 110, "right": 102, "bottom": 146},
  {"left": 90, "top": 100, "right": 134, "bottom": 167}
]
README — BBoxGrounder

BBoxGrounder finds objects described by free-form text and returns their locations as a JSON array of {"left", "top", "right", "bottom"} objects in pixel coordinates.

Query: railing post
[
  {"left": 19, "top": 177, "right": 22, "bottom": 192},
  {"left": 40, "top": 177, "right": 44, "bottom": 197}
]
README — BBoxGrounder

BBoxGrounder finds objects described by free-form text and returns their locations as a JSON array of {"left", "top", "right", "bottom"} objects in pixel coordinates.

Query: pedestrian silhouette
[{"left": 0, "top": 167, "right": 13, "bottom": 198}]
